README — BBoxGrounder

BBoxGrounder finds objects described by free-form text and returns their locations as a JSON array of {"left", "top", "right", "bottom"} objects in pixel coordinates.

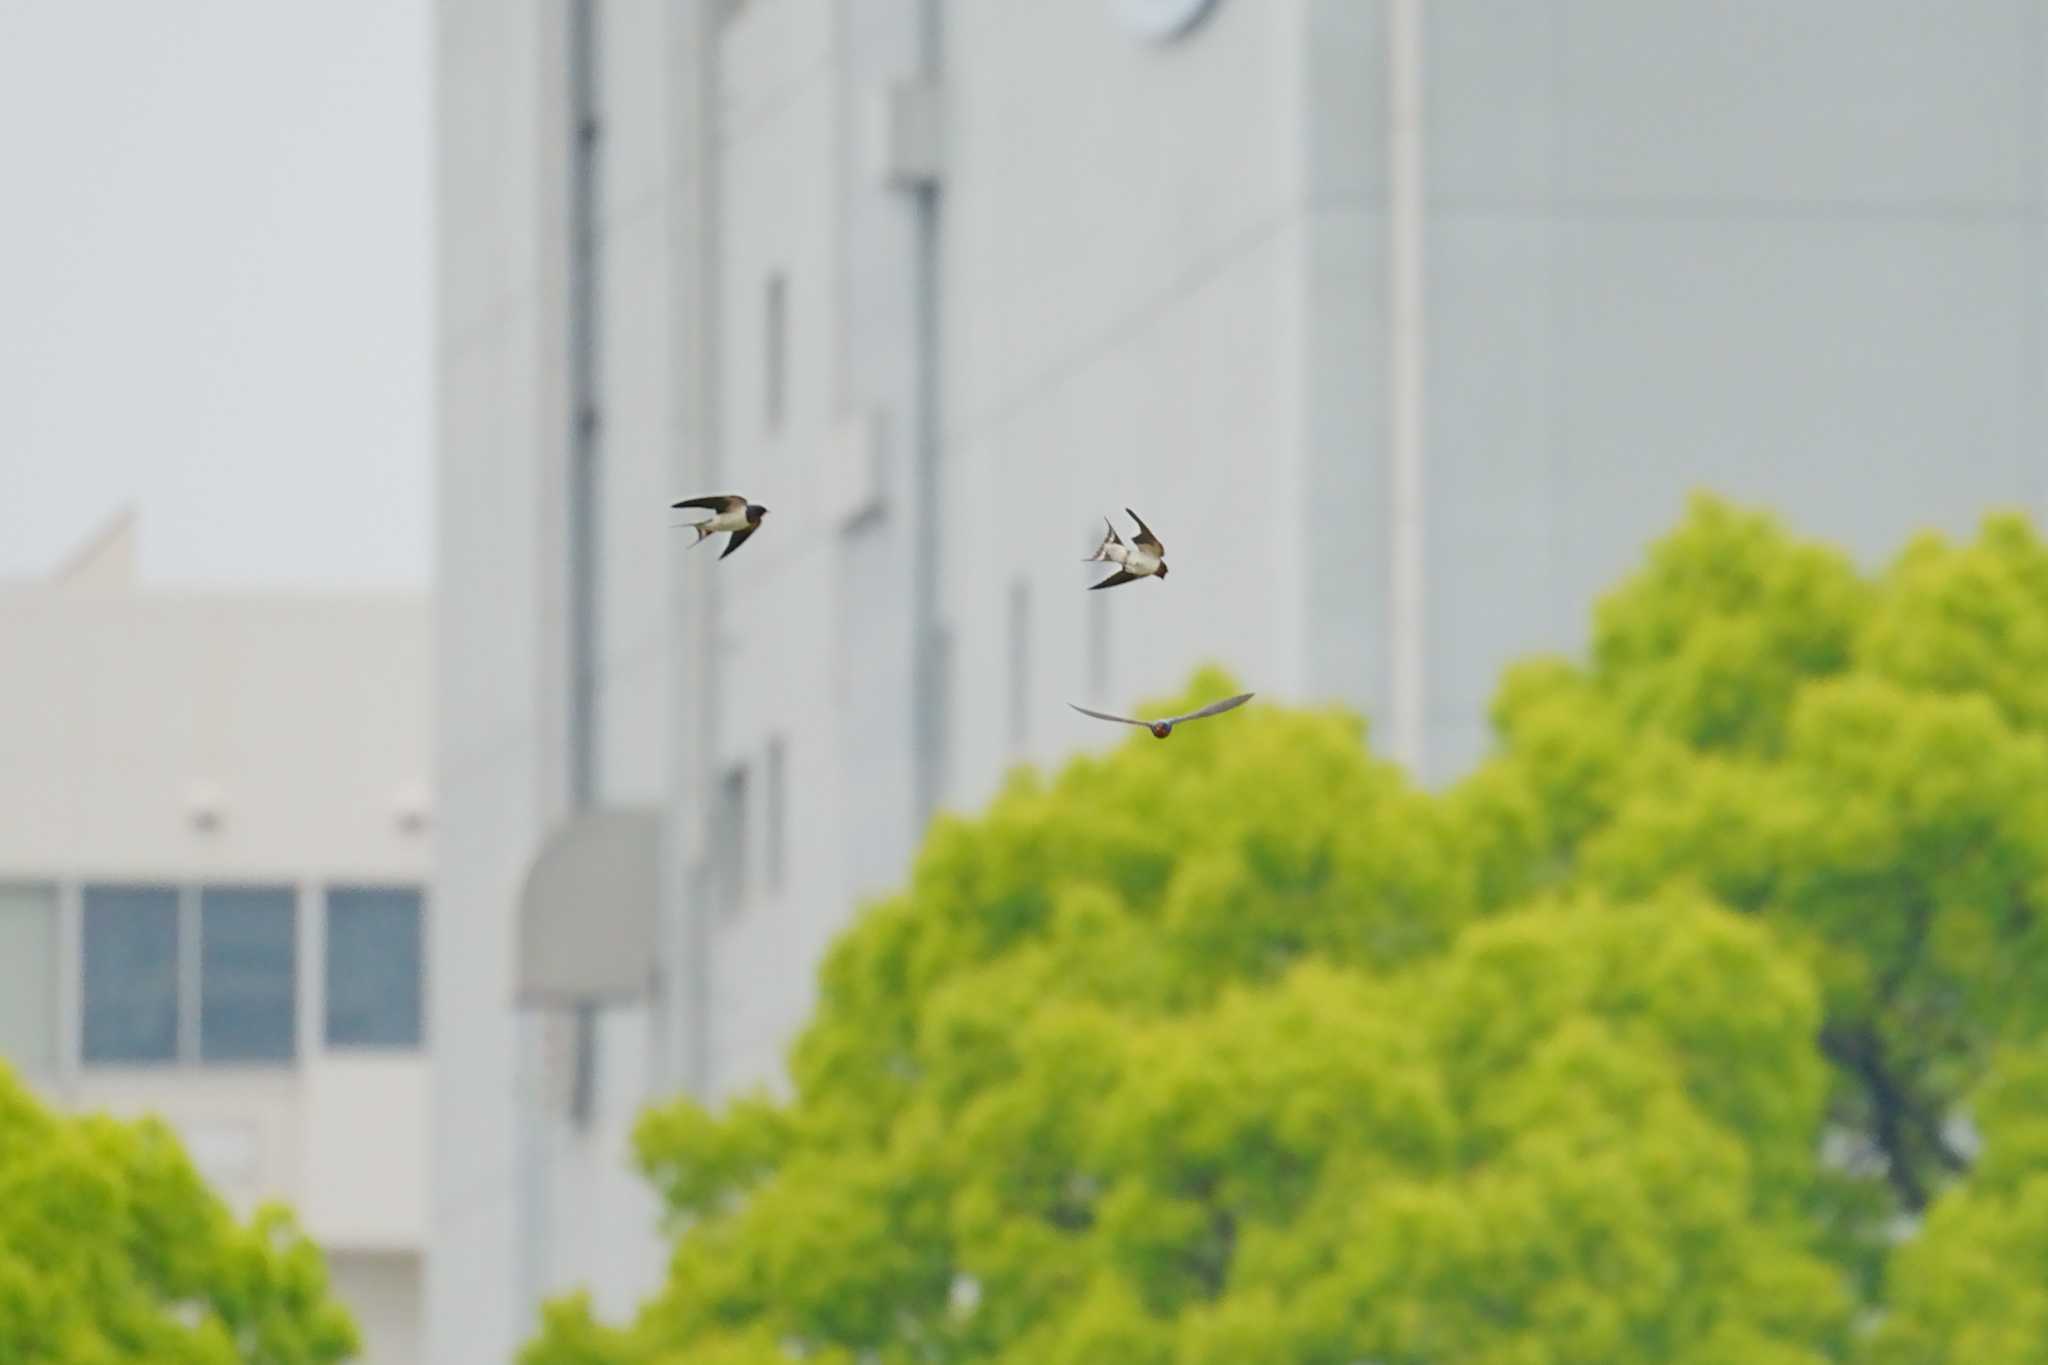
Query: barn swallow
[
  {"left": 1085, "top": 508, "right": 1169, "bottom": 589},
  {"left": 672, "top": 494, "right": 769, "bottom": 559},
  {"left": 1068, "top": 692, "right": 1253, "bottom": 739}
]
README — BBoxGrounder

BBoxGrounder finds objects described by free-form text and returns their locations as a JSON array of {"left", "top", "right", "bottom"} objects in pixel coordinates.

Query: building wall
[
  {"left": 331, "top": 1251, "right": 424, "bottom": 1365},
  {"left": 940, "top": 0, "right": 2048, "bottom": 790},
  {"left": 936, "top": 0, "right": 1415, "bottom": 813},
  {"left": 435, "top": 0, "right": 686, "bottom": 1355},
  {"left": 1421, "top": 0, "right": 2048, "bottom": 775},
  {"left": 0, "top": 534, "right": 431, "bottom": 1365},
  {"left": 0, "top": 589, "right": 431, "bottom": 878},
  {"left": 701, "top": 0, "right": 933, "bottom": 1100},
  {"left": 433, "top": 0, "right": 565, "bottom": 1355},
  {"left": 551, "top": 0, "right": 680, "bottom": 1326},
  {"left": 704, "top": 0, "right": 864, "bottom": 1098}
]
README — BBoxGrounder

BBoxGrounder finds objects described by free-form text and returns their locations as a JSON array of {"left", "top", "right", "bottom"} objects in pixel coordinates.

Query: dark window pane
[
  {"left": 765, "top": 739, "right": 786, "bottom": 895},
  {"left": 200, "top": 887, "right": 297, "bottom": 1064},
  {"left": 715, "top": 766, "right": 748, "bottom": 914},
  {"left": 82, "top": 885, "right": 179, "bottom": 1064},
  {"left": 765, "top": 273, "right": 788, "bottom": 428},
  {"left": 1008, "top": 580, "right": 1031, "bottom": 747},
  {"left": 325, "top": 887, "right": 424, "bottom": 1048}
]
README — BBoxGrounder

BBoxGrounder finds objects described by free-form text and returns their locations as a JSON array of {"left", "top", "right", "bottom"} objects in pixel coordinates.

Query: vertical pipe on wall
[
  {"left": 564, "top": 0, "right": 605, "bottom": 1131},
  {"left": 55, "top": 881, "right": 81, "bottom": 1096},
  {"left": 178, "top": 885, "right": 200, "bottom": 1064},
  {"left": 567, "top": 0, "right": 604, "bottom": 811},
  {"left": 1385, "top": 0, "right": 1427, "bottom": 775}
]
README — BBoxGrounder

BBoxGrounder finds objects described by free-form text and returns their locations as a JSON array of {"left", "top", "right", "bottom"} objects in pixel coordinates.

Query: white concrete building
[
  {"left": 0, "top": 512, "right": 432, "bottom": 1365},
  {"left": 435, "top": 1, "right": 2048, "bottom": 1359}
]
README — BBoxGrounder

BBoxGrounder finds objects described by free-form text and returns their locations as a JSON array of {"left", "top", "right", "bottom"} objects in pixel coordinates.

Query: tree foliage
[
  {"left": 0, "top": 1061, "right": 357, "bottom": 1365},
  {"left": 1466, "top": 499, "right": 2048, "bottom": 1214},
  {"left": 527, "top": 495, "right": 2048, "bottom": 1363},
  {"left": 1861, "top": 1048, "right": 2048, "bottom": 1365}
]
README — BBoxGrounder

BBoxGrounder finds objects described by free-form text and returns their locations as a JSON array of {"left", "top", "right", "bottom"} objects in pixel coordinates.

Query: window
[
  {"left": 0, "top": 884, "right": 57, "bottom": 1072},
  {"left": 765, "top": 738, "right": 787, "bottom": 894},
  {"left": 714, "top": 765, "right": 749, "bottom": 913},
  {"left": 929, "top": 625, "right": 955, "bottom": 812},
  {"left": 199, "top": 886, "right": 297, "bottom": 1064},
  {"left": 325, "top": 887, "right": 425, "bottom": 1048},
  {"left": 1008, "top": 580, "right": 1031, "bottom": 747},
  {"left": 82, "top": 885, "right": 180, "bottom": 1064},
  {"left": 765, "top": 273, "right": 788, "bottom": 430}
]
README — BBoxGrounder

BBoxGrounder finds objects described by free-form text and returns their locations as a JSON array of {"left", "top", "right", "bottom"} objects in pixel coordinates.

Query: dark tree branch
[{"left": 1821, "top": 1023, "right": 1931, "bottom": 1211}]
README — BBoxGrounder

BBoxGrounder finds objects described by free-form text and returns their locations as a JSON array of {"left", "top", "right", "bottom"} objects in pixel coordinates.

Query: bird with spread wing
[
  {"left": 1085, "top": 508, "right": 1169, "bottom": 589},
  {"left": 672, "top": 494, "right": 770, "bottom": 559},
  {"left": 1068, "top": 692, "right": 1253, "bottom": 739}
]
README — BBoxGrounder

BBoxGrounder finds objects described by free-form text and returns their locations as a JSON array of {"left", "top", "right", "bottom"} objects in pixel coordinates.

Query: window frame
[{"left": 0, "top": 882, "right": 61, "bottom": 1075}]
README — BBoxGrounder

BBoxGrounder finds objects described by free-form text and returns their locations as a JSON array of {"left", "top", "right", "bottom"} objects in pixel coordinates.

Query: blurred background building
[
  {"left": 434, "top": 1, "right": 2048, "bottom": 1360},
  {"left": 0, "top": 511, "right": 433, "bottom": 1363}
]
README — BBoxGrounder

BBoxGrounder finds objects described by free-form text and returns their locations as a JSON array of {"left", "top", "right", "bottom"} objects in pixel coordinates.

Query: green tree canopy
[
  {"left": 0, "top": 1061, "right": 357, "bottom": 1364},
  {"left": 1465, "top": 499, "right": 2048, "bottom": 1212},
  {"left": 528, "top": 495, "right": 2048, "bottom": 1363},
  {"left": 1860, "top": 1046, "right": 2048, "bottom": 1365}
]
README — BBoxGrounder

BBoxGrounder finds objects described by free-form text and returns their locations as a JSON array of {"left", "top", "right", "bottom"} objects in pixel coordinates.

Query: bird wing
[
  {"left": 1165, "top": 692, "right": 1255, "bottom": 726},
  {"left": 1068, "top": 702, "right": 1151, "bottom": 728},
  {"left": 1089, "top": 569, "right": 1140, "bottom": 591},
  {"left": 1125, "top": 507, "right": 1164, "bottom": 555},
  {"left": 672, "top": 494, "right": 744, "bottom": 513},
  {"left": 719, "top": 524, "right": 761, "bottom": 560}
]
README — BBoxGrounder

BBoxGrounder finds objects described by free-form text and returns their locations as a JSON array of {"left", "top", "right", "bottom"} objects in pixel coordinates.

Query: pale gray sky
[{"left": 0, "top": 0, "right": 431, "bottom": 588}]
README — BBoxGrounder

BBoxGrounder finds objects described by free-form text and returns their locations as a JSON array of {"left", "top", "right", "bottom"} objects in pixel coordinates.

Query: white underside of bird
[
  {"left": 1117, "top": 546, "right": 1162, "bottom": 577},
  {"left": 1087, "top": 525, "right": 1161, "bottom": 577},
  {"left": 693, "top": 506, "right": 751, "bottom": 539}
]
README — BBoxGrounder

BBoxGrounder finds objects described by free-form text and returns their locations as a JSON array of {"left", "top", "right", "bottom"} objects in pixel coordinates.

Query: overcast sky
[{"left": 0, "top": 1, "right": 431, "bottom": 588}]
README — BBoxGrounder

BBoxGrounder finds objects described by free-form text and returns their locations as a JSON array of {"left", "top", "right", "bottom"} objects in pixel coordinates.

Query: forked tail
[{"left": 1084, "top": 517, "right": 1123, "bottom": 562}]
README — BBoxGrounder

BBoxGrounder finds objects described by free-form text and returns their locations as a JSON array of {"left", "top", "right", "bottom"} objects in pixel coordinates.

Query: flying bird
[
  {"left": 1068, "top": 692, "right": 1254, "bottom": 739},
  {"left": 1085, "top": 508, "right": 1169, "bottom": 589},
  {"left": 672, "top": 494, "right": 770, "bottom": 559}
]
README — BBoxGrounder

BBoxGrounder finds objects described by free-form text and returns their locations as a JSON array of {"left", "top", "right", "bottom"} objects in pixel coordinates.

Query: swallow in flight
[
  {"left": 672, "top": 494, "right": 769, "bottom": 559},
  {"left": 1085, "top": 508, "right": 1169, "bottom": 589},
  {"left": 1067, "top": 692, "right": 1253, "bottom": 739}
]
